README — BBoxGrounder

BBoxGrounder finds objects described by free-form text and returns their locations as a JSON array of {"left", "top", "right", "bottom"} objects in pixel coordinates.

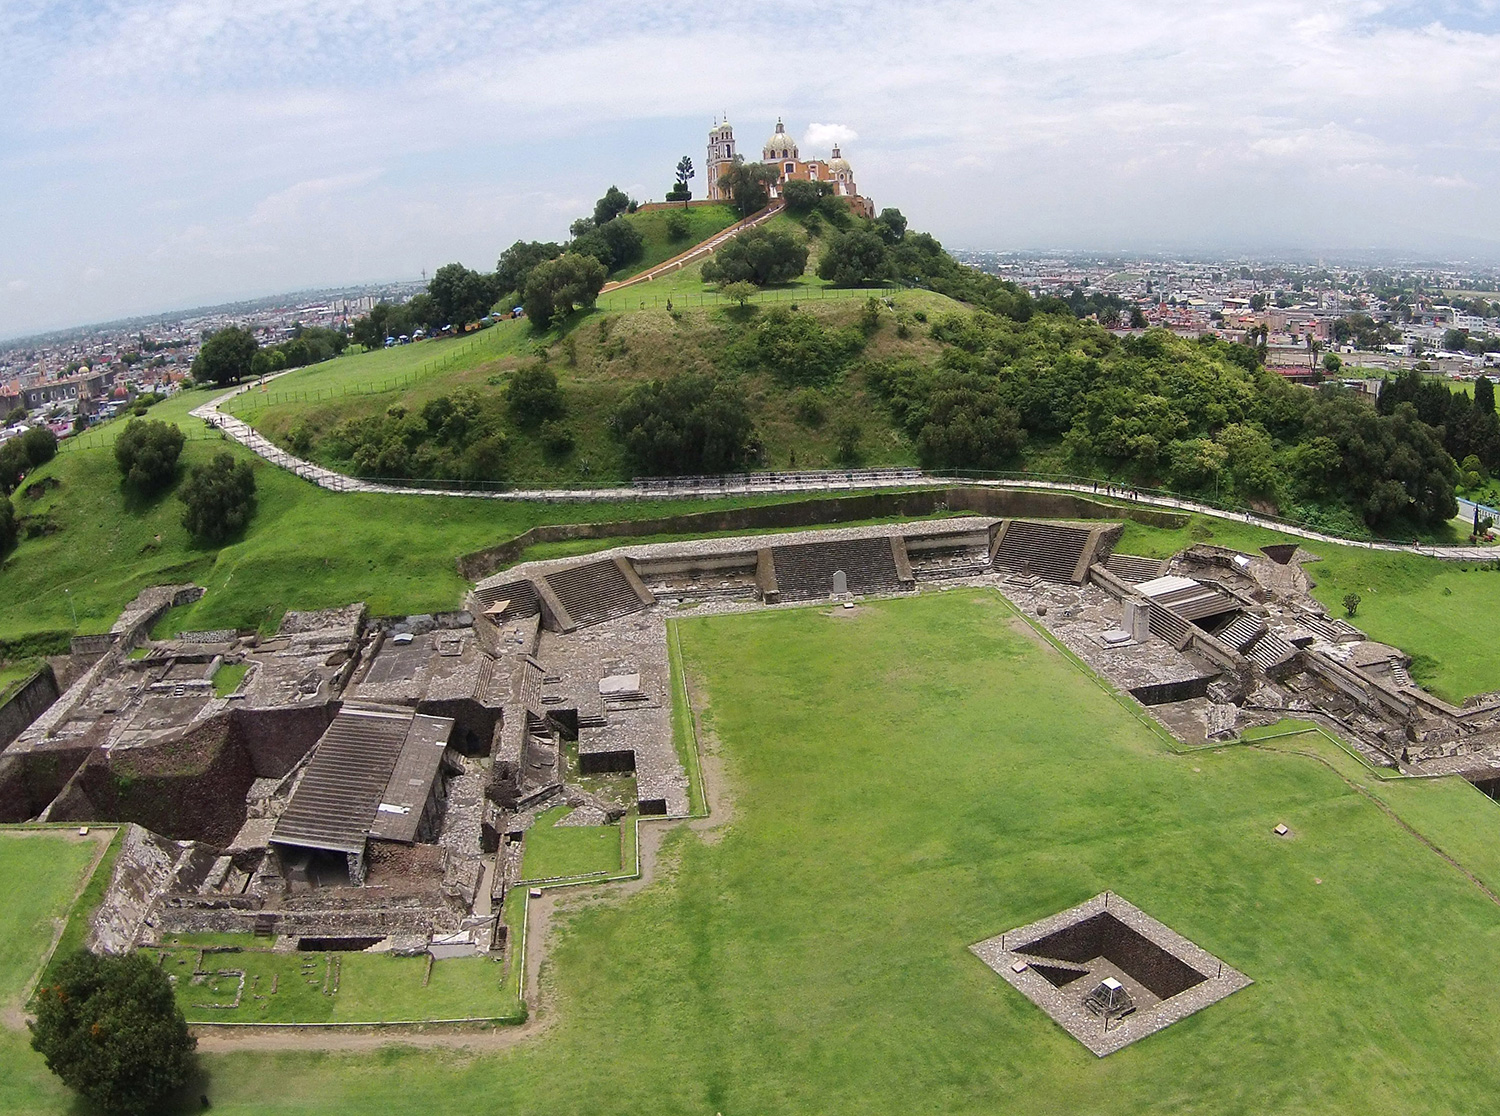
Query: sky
[{"left": 3, "top": 0, "right": 1500, "bottom": 337}]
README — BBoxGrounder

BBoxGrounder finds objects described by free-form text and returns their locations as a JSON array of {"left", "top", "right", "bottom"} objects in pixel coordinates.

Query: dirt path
[{"left": 196, "top": 669, "right": 732, "bottom": 1055}]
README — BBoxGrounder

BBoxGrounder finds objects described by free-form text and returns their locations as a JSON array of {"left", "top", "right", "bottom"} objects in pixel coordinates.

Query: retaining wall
[
  {"left": 456, "top": 487, "right": 1187, "bottom": 581},
  {"left": 0, "top": 663, "right": 60, "bottom": 750}
]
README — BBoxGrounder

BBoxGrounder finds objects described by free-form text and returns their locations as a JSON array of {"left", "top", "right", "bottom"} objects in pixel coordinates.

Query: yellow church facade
[{"left": 706, "top": 117, "right": 875, "bottom": 218}]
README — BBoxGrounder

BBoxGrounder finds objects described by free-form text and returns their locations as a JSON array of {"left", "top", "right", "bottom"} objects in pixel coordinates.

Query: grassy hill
[
  {"left": 607, "top": 203, "right": 741, "bottom": 280},
  {"left": 228, "top": 216, "right": 960, "bottom": 485}
]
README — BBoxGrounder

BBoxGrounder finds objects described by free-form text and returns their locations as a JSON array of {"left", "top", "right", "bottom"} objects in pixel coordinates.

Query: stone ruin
[{"left": 5, "top": 512, "right": 1497, "bottom": 976}]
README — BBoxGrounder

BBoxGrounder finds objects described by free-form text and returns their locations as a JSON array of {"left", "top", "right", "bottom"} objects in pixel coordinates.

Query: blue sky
[{"left": 3, "top": 0, "right": 1500, "bottom": 337}]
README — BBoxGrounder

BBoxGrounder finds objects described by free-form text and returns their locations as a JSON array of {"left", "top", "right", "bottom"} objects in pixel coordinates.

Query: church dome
[
  {"left": 763, "top": 118, "right": 797, "bottom": 158},
  {"left": 828, "top": 144, "right": 851, "bottom": 174}
]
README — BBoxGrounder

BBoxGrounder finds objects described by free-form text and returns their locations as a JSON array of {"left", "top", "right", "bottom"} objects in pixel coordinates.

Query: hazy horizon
[{"left": 5, "top": 1, "right": 1500, "bottom": 338}]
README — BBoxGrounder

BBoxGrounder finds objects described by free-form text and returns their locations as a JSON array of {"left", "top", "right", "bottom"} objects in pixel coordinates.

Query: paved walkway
[{"left": 191, "top": 382, "right": 1500, "bottom": 560}]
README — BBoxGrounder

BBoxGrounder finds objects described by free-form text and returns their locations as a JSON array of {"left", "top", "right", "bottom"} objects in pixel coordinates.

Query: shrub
[
  {"left": 793, "top": 389, "right": 826, "bottom": 428},
  {"left": 0, "top": 493, "right": 15, "bottom": 553},
  {"left": 1343, "top": 592, "right": 1361, "bottom": 617},
  {"left": 834, "top": 419, "right": 862, "bottom": 466},
  {"left": 179, "top": 453, "right": 256, "bottom": 542},
  {"left": 540, "top": 421, "right": 575, "bottom": 457},
  {"left": 29, "top": 949, "right": 196, "bottom": 1116},
  {"left": 665, "top": 211, "right": 692, "bottom": 241},
  {"left": 613, "top": 373, "right": 758, "bottom": 475},
  {"left": 507, "top": 364, "right": 566, "bottom": 429},
  {"left": 741, "top": 309, "right": 864, "bottom": 387},
  {"left": 114, "top": 419, "right": 185, "bottom": 493}
]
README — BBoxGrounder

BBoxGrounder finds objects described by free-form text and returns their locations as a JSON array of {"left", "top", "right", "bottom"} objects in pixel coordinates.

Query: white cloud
[
  {"left": 5, "top": 0, "right": 1500, "bottom": 335},
  {"left": 802, "top": 123, "right": 858, "bottom": 153}
]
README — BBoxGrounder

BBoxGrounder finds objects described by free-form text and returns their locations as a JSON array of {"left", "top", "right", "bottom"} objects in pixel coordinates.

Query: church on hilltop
[{"left": 705, "top": 116, "right": 875, "bottom": 218}]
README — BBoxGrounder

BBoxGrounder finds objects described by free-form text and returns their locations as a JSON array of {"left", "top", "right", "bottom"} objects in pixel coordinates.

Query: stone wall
[
  {"left": 0, "top": 663, "right": 59, "bottom": 750},
  {"left": 456, "top": 487, "right": 1187, "bottom": 581}
]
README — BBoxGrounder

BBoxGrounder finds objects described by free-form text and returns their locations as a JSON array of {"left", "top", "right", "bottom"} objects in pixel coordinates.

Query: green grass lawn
[
  {"left": 0, "top": 829, "right": 116, "bottom": 1115},
  {"left": 223, "top": 322, "right": 536, "bottom": 419},
  {"left": 71, "top": 588, "right": 1500, "bottom": 1115},
  {"left": 212, "top": 662, "right": 249, "bottom": 697},
  {"left": 154, "top": 938, "right": 520, "bottom": 1024},
  {"left": 519, "top": 806, "right": 623, "bottom": 881}
]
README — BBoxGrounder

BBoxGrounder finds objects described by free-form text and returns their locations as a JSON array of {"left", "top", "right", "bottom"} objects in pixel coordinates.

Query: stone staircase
[
  {"left": 993, "top": 521, "right": 1094, "bottom": 583},
  {"left": 542, "top": 560, "right": 649, "bottom": 629}
]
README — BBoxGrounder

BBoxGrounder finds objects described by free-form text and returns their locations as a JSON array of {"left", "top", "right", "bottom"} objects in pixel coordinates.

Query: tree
[
  {"left": 19, "top": 426, "right": 56, "bottom": 467},
  {"left": 718, "top": 281, "right": 758, "bottom": 308},
  {"left": 571, "top": 218, "right": 643, "bottom": 272},
  {"left": 428, "top": 263, "right": 498, "bottom": 327},
  {"left": 1129, "top": 306, "right": 1148, "bottom": 329},
  {"left": 701, "top": 227, "right": 808, "bottom": 286},
  {"left": 1343, "top": 592, "right": 1361, "bottom": 617},
  {"left": 592, "top": 186, "right": 631, "bottom": 226},
  {"left": 496, "top": 240, "right": 563, "bottom": 304},
  {"left": 28, "top": 949, "right": 195, "bottom": 1116},
  {"left": 179, "top": 453, "right": 256, "bottom": 542},
  {"left": 915, "top": 380, "right": 1026, "bottom": 470},
  {"left": 506, "top": 364, "right": 565, "bottom": 428},
  {"left": 1477, "top": 375, "right": 1496, "bottom": 416},
  {"left": 716, "top": 161, "right": 780, "bottom": 218},
  {"left": 613, "top": 373, "right": 758, "bottom": 475},
  {"left": 1323, "top": 352, "right": 1343, "bottom": 375},
  {"left": 522, "top": 252, "right": 607, "bottom": 326},
  {"left": 874, "top": 208, "right": 908, "bottom": 244},
  {"left": 666, "top": 156, "right": 694, "bottom": 202},
  {"left": 817, "top": 228, "right": 892, "bottom": 287},
  {"left": 114, "top": 419, "right": 185, "bottom": 493},
  {"left": 781, "top": 179, "right": 831, "bottom": 216},
  {"left": 191, "top": 326, "right": 258, "bottom": 386}
]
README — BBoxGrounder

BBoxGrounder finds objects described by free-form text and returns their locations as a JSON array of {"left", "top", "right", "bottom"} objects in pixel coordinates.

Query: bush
[
  {"left": 793, "top": 389, "right": 826, "bottom": 428},
  {"left": 834, "top": 419, "right": 862, "bottom": 466},
  {"left": 540, "top": 420, "right": 575, "bottom": 457},
  {"left": 179, "top": 453, "right": 256, "bottom": 542},
  {"left": 29, "top": 949, "right": 196, "bottom": 1116},
  {"left": 1343, "top": 592, "right": 1361, "bottom": 617},
  {"left": 507, "top": 364, "right": 566, "bottom": 428},
  {"left": 613, "top": 373, "right": 758, "bottom": 475},
  {"left": 0, "top": 493, "right": 15, "bottom": 553},
  {"left": 114, "top": 419, "right": 185, "bottom": 493},
  {"left": 740, "top": 309, "right": 864, "bottom": 387},
  {"left": 665, "top": 211, "right": 692, "bottom": 241},
  {"left": 701, "top": 227, "right": 808, "bottom": 286}
]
